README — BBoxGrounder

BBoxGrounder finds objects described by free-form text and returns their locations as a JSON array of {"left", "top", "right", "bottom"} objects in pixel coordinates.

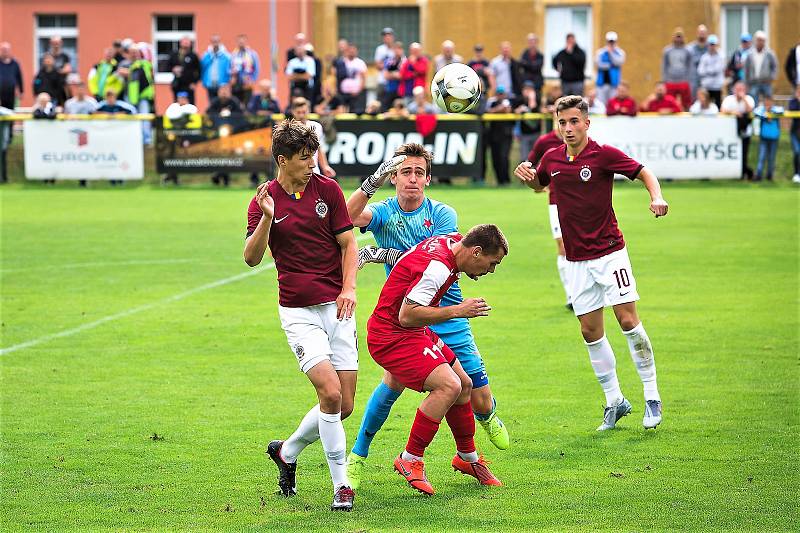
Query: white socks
[
  {"left": 401, "top": 450, "right": 423, "bottom": 462},
  {"left": 556, "top": 254, "right": 571, "bottom": 304},
  {"left": 585, "top": 336, "right": 623, "bottom": 406},
  {"left": 318, "top": 410, "right": 349, "bottom": 490},
  {"left": 623, "top": 322, "right": 661, "bottom": 402},
  {"left": 457, "top": 450, "right": 479, "bottom": 463},
  {"left": 281, "top": 404, "right": 321, "bottom": 463}
]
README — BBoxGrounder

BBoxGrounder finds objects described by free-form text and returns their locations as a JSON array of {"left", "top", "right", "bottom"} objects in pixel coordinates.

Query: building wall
[
  {"left": 312, "top": 0, "right": 798, "bottom": 101},
  {"left": 0, "top": 0, "right": 304, "bottom": 112}
]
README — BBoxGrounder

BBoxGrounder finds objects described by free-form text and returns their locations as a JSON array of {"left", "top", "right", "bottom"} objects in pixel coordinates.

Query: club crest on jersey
[
  {"left": 579, "top": 165, "right": 592, "bottom": 181},
  {"left": 314, "top": 199, "right": 328, "bottom": 218},
  {"left": 294, "top": 344, "right": 305, "bottom": 359}
]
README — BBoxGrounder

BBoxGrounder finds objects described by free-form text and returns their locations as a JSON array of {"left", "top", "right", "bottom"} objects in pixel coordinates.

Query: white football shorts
[
  {"left": 278, "top": 302, "right": 359, "bottom": 373},
  {"left": 548, "top": 204, "right": 562, "bottom": 239},
  {"left": 567, "top": 247, "right": 640, "bottom": 316}
]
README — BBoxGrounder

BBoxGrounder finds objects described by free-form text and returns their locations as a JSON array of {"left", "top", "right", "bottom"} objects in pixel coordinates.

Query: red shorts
[{"left": 366, "top": 319, "right": 456, "bottom": 392}]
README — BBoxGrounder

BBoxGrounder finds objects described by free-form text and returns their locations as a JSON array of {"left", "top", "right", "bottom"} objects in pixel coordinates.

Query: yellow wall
[{"left": 312, "top": 0, "right": 799, "bottom": 101}]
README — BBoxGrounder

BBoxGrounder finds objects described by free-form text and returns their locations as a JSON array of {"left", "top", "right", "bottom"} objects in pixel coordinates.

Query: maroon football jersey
[
  {"left": 368, "top": 234, "right": 462, "bottom": 334},
  {"left": 527, "top": 131, "right": 564, "bottom": 205},
  {"left": 535, "top": 138, "right": 643, "bottom": 261},
  {"left": 246, "top": 174, "right": 353, "bottom": 307}
]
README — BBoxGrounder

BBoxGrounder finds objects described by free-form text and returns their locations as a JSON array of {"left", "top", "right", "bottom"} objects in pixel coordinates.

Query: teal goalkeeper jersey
[{"left": 363, "top": 196, "right": 469, "bottom": 335}]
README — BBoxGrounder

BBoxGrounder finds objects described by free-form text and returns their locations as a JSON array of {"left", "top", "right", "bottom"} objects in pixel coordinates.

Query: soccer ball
[{"left": 430, "top": 63, "right": 482, "bottom": 114}]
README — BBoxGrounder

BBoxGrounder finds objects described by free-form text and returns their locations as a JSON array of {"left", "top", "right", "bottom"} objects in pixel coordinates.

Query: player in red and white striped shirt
[{"left": 367, "top": 225, "right": 508, "bottom": 495}]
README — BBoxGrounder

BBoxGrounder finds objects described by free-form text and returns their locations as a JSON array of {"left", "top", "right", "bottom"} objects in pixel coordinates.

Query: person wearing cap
[
  {"left": 434, "top": 40, "right": 463, "bottom": 71},
  {"left": 374, "top": 27, "right": 396, "bottom": 101},
  {"left": 467, "top": 44, "right": 494, "bottom": 108},
  {"left": 726, "top": 33, "right": 752, "bottom": 92},
  {"left": 64, "top": 78, "right": 97, "bottom": 115},
  {"left": 595, "top": 31, "right": 625, "bottom": 104},
  {"left": 552, "top": 33, "right": 586, "bottom": 97},
  {"left": 744, "top": 30, "right": 778, "bottom": 104},
  {"left": 661, "top": 27, "right": 693, "bottom": 110},
  {"left": 697, "top": 35, "right": 725, "bottom": 108},
  {"left": 687, "top": 24, "right": 709, "bottom": 93}
]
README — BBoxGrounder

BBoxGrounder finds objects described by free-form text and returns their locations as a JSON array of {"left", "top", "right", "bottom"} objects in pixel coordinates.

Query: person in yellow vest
[
  {"left": 87, "top": 48, "right": 122, "bottom": 101},
  {"left": 126, "top": 45, "right": 155, "bottom": 145}
]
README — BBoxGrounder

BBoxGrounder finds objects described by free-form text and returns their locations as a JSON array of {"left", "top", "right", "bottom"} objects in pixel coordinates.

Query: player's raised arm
[
  {"left": 346, "top": 155, "right": 406, "bottom": 227},
  {"left": 244, "top": 182, "right": 274, "bottom": 266},
  {"left": 514, "top": 161, "right": 547, "bottom": 191},
  {"left": 636, "top": 167, "right": 669, "bottom": 217}
]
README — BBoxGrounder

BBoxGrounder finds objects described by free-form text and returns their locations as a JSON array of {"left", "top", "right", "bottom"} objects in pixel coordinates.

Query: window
[
  {"left": 337, "top": 7, "right": 419, "bottom": 63},
  {"left": 34, "top": 14, "right": 78, "bottom": 73},
  {"left": 152, "top": 15, "right": 196, "bottom": 84},
  {"left": 544, "top": 6, "right": 593, "bottom": 79},
  {"left": 721, "top": 4, "right": 769, "bottom": 58}
]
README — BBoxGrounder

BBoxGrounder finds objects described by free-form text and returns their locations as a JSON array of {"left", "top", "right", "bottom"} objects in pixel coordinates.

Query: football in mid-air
[{"left": 430, "top": 63, "right": 482, "bottom": 114}]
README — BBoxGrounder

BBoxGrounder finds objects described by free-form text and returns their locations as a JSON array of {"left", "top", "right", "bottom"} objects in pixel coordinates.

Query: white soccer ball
[{"left": 430, "top": 63, "right": 482, "bottom": 114}]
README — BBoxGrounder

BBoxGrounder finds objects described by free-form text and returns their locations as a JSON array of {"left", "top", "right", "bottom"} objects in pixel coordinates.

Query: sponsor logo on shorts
[
  {"left": 294, "top": 344, "right": 305, "bottom": 359},
  {"left": 579, "top": 165, "right": 592, "bottom": 181},
  {"left": 620, "top": 291, "right": 630, "bottom": 297},
  {"left": 315, "top": 199, "right": 328, "bottom": 218}
]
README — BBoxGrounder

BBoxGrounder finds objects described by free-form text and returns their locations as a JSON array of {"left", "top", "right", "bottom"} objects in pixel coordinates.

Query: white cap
[{"left": 605, "top": 31, "right": 618, "bottom": 42}]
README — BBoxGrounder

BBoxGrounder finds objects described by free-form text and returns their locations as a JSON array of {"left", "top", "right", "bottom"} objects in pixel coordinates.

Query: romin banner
[
  {"left": 24, "top": 120, "right": 144, "bottom": 179},
  {"left": 324, "top": 118, "right": 483, "bottom": 177},
  {"left": 589, "top": 116, "right": 741, "bottom": 179}
]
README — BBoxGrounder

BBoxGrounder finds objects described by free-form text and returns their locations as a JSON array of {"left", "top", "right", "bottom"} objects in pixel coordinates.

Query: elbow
[
  {"left": 244, "top": 256, "right": 260, "bottom": 267},
  {"left": 398, "top": 309, "right": 415, "bottom": 328}
]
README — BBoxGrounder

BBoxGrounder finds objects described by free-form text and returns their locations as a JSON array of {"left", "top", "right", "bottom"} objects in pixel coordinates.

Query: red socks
[
  {"left": 445, "top": 401, "right": 476, "bottom": 454},
  {"left": 405, "top": 408, "right": 441, "bottom": 457}
]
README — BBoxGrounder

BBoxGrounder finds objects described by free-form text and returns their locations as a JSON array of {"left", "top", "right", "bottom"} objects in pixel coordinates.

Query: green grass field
[{"left": 1, "top": 180, "right": 798, "bottom": 531}]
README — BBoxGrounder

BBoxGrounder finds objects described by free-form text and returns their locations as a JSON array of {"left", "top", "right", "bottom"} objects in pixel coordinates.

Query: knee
[
  {"left": 617, "top": 314, "right": 640, "bottom": 332},
  {"left": 318, "top": 385, "right": 342, "bottom": 410},
  {"left": 458, "top": 375, "right": 473, "bottom": 400},
  {"left": 441, "top": 374, "right": 463, "bottom": 401},
  {"left": 581, "top": 324, "right": 603, "bottom": 343}
]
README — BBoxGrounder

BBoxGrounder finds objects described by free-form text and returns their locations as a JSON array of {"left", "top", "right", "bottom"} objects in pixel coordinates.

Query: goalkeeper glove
[
  {"left": 358, "top": 245, "right": 403, "bottom": 269},
  {"left": 359, "top": 155, "right": 406, "bottom": 198}
]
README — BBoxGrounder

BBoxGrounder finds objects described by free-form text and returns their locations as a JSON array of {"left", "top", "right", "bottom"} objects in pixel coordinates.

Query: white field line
[
  {"left": 0, "top": 234, "right": 373, "bottom": 356},
  {"left": 1, "top": 258, "right": 198, "bottom": 273}
]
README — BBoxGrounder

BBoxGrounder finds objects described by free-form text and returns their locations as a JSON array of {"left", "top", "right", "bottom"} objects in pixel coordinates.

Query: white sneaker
[
  {"left": 643, "top": 400, "right": 663, "bottom": 429},
  {"left": 792, "top": 174, "right": 800, "bottom": 184}
]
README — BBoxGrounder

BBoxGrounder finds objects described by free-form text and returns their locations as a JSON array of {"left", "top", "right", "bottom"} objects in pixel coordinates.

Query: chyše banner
[
  {"left": 589, "top": 116, "right": 741, "bottom": 179},
  {"left": 24, "top": 120, "right": 144, "bottom": 180}
]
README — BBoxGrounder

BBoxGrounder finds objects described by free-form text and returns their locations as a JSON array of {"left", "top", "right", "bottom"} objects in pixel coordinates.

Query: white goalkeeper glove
[
  {"left": 358, "top": 245, "right": 403, "bottom": 269},
  {"left": 359, "top": 155, "right": 406, "bottom": 198}
]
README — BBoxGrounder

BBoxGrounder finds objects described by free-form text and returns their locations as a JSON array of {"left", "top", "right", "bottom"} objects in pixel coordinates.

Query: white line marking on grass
[
  {"left": 1, "top": 258, "right": 198, "bottom": 274},
  {"left": 0, "top": 235, "right": 373, "bottom": 356}
]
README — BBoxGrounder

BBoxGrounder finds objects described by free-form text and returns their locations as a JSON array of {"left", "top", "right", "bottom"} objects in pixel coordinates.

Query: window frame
[
  {"left": 720, "top": 3, "right": 769, "bottom": 58},
  {"left": 33, "top": 13, "right": 78, "bottom": 73},
  {"left": 152, "top": 14, "right": 196, "bottom": 84},
  {"left": 543, "top": 5, "right": 594, "bottom": 80}
]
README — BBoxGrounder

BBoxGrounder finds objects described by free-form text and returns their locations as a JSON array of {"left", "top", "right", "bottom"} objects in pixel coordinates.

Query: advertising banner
[
  {"left": 155, "top": 113, "right": 273, "bottom": 174},
  {"left": 589, "top": 116, "right": 741, "bottom": 179},
  {"left": 324, "top": 118, "right": 483, "bottom": 177},
  {"left": 24, "top": 120, "right": 144, "bottom": 179}
]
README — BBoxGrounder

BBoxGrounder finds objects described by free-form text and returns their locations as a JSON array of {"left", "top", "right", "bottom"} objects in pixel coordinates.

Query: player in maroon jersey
[
  {"left": 524, "top": 119, "right": 570, "bottom": 309},
  {"left": 514, "top": 95, "right": 668, "bottom": 431},
  {"left": 243, "top": 119, "right": 358, "bottom": 511},
  {"left": 367, "top": 225, "right": 508, "bottom": 495}
]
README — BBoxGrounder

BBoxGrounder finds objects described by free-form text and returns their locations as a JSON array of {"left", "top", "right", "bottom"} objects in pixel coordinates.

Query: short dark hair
[
  {"left": 394, "top": 142, "right": 432, "bottom": 175},
  {"left": 462, "top": 224, "right": 509, "bottom": 256},
  {"left": 272, "top": 119, "right": 320, "bottom": 165},
  {"left": 555, "top": 95, "right": 588, "bottom": 116},
  {"left": 291, "top": 96, "right": 309, "bottom": 109}
]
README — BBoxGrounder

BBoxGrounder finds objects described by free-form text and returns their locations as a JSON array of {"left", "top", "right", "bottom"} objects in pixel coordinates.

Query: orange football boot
[
  {"left": 451, "top": 455, "right": 503, "bottom": 486},
  {"left": 393, "top": 455, "right": 435, "bottom": 495}
]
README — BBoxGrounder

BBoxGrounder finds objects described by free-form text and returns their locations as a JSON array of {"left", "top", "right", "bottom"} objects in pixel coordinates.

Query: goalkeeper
[{"left": 344, "top": 142, "right": 509, "bottom": 489}]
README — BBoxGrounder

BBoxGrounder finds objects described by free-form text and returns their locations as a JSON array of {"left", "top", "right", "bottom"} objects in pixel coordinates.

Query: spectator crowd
[{"left": 0, "top": 23, "right": 798, "bottom": 184}]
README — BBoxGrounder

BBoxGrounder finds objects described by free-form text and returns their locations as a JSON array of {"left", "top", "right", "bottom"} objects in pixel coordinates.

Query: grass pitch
[{"left": 1, "top": 180, "right": 798, "bottom": 531}]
